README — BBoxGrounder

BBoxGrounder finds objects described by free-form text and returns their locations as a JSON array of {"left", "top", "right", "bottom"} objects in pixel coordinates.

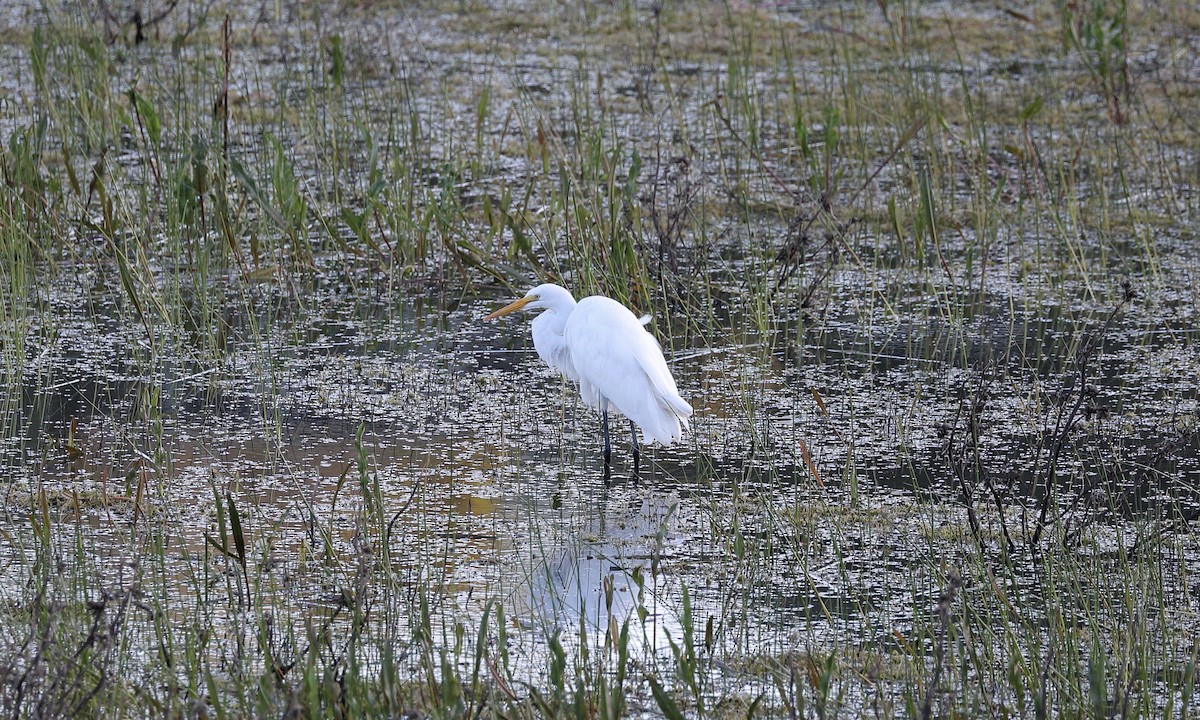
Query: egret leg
[
  {"left": 601, "top": 407, "right": 612, "bottom": 467},
  {"left": 629, "top": 420, "right": 640, "bottom": 473}
]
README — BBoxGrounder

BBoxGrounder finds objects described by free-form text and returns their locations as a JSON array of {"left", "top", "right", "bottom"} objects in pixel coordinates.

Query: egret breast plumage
[{"left": 485, "top": 283, "right": 693, "bottom": 469}]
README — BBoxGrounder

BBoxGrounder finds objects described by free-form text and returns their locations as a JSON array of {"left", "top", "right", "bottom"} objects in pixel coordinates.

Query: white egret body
[{"left": 485, "top": 283, "right": 693, "bottom": 467}]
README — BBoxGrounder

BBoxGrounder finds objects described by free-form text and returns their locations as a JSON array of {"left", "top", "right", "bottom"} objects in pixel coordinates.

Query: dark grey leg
[
  {"left": 629, "top": 420, "right": 640, "bottom": 472},
  {"left": 601, "top": 407, "right": 612, "bottom": 466}
]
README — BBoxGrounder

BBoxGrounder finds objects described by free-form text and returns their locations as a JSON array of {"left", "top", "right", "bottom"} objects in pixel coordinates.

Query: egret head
[{"left": 484, "top": 283, "right": 576, "bottom": 319}]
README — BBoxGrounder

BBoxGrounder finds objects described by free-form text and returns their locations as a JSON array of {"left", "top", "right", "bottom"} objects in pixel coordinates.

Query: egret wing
[{"left": 566, "top": 297, "right": 691, "bottom": 446}]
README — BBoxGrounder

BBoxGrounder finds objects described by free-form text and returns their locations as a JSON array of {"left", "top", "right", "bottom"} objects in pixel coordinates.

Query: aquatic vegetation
[{"left": 0, "top": 0, "right": 1197, "bottom": 718}]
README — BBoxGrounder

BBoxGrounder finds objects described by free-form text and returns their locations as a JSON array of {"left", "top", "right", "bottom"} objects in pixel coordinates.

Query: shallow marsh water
[
  {"left": 6, "top": 256, "right": 1198, "bottom": 709},
  {"left": 2, "top": 0, "right": 1200, "bottom": 716}
]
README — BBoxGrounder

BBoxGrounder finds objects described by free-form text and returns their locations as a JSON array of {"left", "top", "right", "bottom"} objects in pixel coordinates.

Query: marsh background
[{"left": 1, "top": 0, "right": 1198, "bottom": 717}]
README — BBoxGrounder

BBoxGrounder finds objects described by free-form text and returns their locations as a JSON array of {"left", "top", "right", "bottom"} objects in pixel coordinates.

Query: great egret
[{"left": 485, "top": 283, "right": 693, "bottom": 470}]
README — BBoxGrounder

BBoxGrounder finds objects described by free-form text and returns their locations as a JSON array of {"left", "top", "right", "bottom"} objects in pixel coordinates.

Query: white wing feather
[{"left": 565, "top": 297, "right": 693, "bottom": 446}]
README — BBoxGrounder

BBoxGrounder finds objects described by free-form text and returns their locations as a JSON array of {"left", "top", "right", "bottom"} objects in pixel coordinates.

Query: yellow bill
[{"left": 484, "top": 294, "right": 535, "bottom": 320}]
